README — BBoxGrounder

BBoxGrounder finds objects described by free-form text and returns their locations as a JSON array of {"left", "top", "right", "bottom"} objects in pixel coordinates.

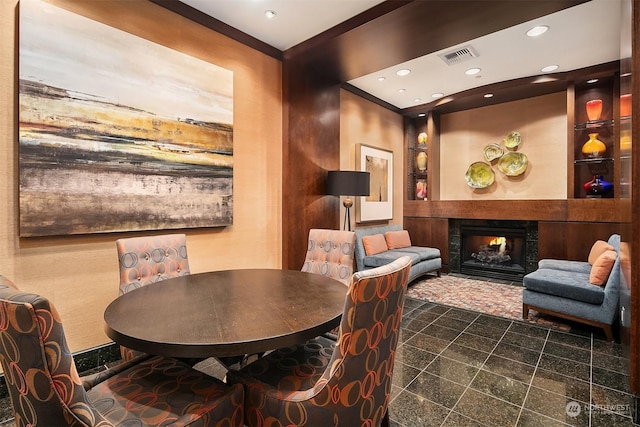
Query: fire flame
[{"left": 489, "top": 237, "right": 506, "bottom": 246}]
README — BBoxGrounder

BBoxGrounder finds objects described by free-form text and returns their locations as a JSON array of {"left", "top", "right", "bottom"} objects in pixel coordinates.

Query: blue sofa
[
  {"left": 522, "top": 234, "right": 620, "bottom": 341},
  {"left": 354, "top": 224, "right": 441, "bottom": 284}
]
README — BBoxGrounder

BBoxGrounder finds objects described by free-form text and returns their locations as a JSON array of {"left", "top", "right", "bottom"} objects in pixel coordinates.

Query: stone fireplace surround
[{"left": 449, "top": 219, "right": 539, "bottom": 283}]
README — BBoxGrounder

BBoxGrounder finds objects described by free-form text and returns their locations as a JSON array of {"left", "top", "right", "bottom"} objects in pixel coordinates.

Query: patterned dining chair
[
  {"left": 227, "top": 256, "right": 412, "bottom": 427},
  {"left": 0, "top": 276, "right": 244, "bottom": 427},
  {"left": 301, "top": 228, "right": 356, "bottom": 286},
  {"left": 115, "top": 233, "right": 190, "bottom": 361}
]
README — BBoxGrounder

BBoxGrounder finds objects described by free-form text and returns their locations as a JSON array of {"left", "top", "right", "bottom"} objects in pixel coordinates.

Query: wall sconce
[{"left": 326, "top": 171, "right": 370, "bottom": 231}]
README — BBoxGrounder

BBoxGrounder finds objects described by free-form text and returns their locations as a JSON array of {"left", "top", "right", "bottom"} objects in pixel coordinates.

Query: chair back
[
  {"left": 301, "top": 228, "right": 356, "bottom": 285},
  {"left": 116, "top": 233, "right": 190, "bottom": 296},
  {"left": 0, "top": 277, "right": 109, "bottom": 426}
]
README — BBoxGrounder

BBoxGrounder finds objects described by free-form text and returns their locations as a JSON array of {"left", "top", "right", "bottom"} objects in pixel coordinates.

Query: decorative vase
[
  {"left": 583, "top": 175, "right": 613, "bottom": 197},
  {"left": 586, "top": 99, "right": 603, "bottom": 121},
  {"left": 416, "top": 151, "right": 427, "bottom": 171},
  {"left": 417, "top": 132, "right": 428, "bottom": 145},
  {"left": 581, "top": 133, "right": 606, "bottom": 158},
  {"left": 620, "top": 94, "right": 632, "bottom": 117}
]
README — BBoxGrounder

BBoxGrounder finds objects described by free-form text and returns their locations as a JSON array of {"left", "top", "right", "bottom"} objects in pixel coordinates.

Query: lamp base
[{"left": 343, "top": 198, "right": 353, "bottom": 231}]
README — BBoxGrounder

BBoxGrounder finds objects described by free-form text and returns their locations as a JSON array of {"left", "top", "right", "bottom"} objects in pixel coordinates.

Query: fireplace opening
[{"left": 460, "top": 225, "right": 526, "bottom": 281}]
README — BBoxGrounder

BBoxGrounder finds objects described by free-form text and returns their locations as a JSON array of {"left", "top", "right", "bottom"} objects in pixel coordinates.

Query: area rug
[{"left": 407, "top": 273, "right": 572, "bottom": 332}]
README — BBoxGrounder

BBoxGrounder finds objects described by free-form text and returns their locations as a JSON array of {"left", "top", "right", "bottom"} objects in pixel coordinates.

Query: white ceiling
[{"left": 181, "top": 0, "right": 622, "bottom": 110}]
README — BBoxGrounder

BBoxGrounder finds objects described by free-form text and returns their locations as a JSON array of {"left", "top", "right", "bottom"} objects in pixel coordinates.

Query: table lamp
[{"left": 326, "top": 170, "right": 370, "bottom": 231}]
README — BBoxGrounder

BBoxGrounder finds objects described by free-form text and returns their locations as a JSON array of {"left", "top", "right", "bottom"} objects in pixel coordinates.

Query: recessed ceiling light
[
  {"left": 465, "top": 68, "right": 481, "bottom": 76},
  {"left": 432, "top": 93, "right": 444, "bottom": 98},
  {"left": 264, "top": 10, "right": 276, "bottom": 19},
  {"left": 396, "top": 69, "right": 411, "bottom": 77},
  {"left": 484, "top": 93, "right": 494, "bottom": 98},
  {"left": 526, "top": 25, "right": 549, "bottom": 37},
  {"left": 414, "top": 98, "right": 422, "bottom": 103},
  {"left": 541, "top": 65, "right": 559, "bottom": 73},
  {"left": 377, "top": 76, "right": 386, "bottom": 82},
  {"left": 587, "top": 78, "right": 599, "bottom": 84},
  {"left": 398, "top": 88, "right": 406, "bottom": 93},
  {"left": 418, "top": 113, "right": 426, "bottom": 117}
]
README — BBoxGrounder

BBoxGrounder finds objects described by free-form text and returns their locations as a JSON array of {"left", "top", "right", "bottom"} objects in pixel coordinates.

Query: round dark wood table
[{"left": 103, "top": 269, "right": 346, "bottom": 358}]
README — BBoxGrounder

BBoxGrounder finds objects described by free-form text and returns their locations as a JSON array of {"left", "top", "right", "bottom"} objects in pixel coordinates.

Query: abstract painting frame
[
  {"left": 18, "top": 0, "right": 234, "bottom": 237},
  {"left": 356, "top": 144, "right": 393, "bottom": 222}
]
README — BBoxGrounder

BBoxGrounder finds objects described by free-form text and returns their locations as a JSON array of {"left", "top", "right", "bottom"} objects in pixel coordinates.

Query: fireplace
[{"left": 449, "top": 219, "right": 538, "bottom": 282}]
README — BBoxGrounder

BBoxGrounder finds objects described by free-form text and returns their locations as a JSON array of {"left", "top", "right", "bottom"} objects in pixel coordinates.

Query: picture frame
[{"left": 356, "top": 144, "right": 393, "bottom": 222}]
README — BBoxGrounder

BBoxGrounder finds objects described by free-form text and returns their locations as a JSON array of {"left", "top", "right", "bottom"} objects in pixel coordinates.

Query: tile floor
[
  {"left": 0, "top": 297, "right": 637, "bottom": 427},
  {"left": 388, "top": 297, "right": 638, "bottom": 427}
]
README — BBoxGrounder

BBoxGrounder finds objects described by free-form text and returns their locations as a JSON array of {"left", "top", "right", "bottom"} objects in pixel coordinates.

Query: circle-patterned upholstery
[
  {"left": 228, "top": 256, "right": 412, "bottom": 427},
  {"left": 301, "top": 229, "right": 356, "bottom": 286},
  {"left": 0, "top": 277, "right": 244, "bottom": 427}
]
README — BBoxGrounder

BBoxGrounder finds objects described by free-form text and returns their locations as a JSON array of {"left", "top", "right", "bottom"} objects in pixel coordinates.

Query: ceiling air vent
[{"left": 438, "top": 45, "right": 479, "bottom": 65}]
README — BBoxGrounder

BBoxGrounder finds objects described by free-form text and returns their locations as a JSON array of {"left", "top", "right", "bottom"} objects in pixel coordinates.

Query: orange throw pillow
[
  {"left": 589, "top": 250, "right": 617, "bottom": 286},
  {"left": 362, "top": 234, "right": 388, "bottom": 256},
  {"left": 385, "top": 230, "right": 412, "bottom": 249},
  {"left": 588, "top": 240, "right": 615, "bottom": 265}
]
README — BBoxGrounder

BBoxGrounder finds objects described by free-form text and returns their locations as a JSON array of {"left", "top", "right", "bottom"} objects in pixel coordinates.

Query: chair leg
[
  {"left": 603, "top": 325, "right": 614, "bottom": 342},
  {"left": 381, "top": 409, "right": 390, "bottom": 427},
  {"left": 522, "top": 303, "right": 529, "bottom": 319}
]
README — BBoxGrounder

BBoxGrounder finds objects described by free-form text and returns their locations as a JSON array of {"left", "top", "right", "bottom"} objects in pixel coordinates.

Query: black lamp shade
[{"left": 326, "top": 171, "right": 370, "bottom": 196}]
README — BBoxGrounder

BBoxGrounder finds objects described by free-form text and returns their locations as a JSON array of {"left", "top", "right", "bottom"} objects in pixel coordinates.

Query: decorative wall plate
[
  {"left": 497, "top": 152, "right": 528, "bottom": 176},
  {"left": 483, "top": 143, "right": 504, "bottom": 161},
  {"left": 465, "top": 162, "right": 495, "bottom": 188},
  {"left": 503, "top": 131, "right": 521, "bottom": 148}
]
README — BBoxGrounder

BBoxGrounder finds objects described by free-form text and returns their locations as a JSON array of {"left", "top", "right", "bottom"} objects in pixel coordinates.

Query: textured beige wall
[
  {"left": 1, "top": 0, "right": 282, "bottom": 352},
  {"left": 340, "top": 90, "right": 404, "bottom": 227},
  {"left": 440, "top": 92, "right": 567, "bottom": 200}
]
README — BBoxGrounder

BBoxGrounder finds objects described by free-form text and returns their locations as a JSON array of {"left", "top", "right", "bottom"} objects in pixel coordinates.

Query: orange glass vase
[
  {"left": 586, "top": 99, "right": 603, "bottom": 121},
  {"left": 581, "top": 133, "right": 606, "bottom": 158}
]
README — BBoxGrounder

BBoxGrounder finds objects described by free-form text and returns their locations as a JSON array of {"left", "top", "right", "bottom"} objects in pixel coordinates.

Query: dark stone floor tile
[
  {"left": 397, "top": 328, "right": 417, "bottom": 344},
  {"left": 592, "top": 351, "right": 629, "bottom": 375},
  {"left": 492, "top": 341, "right": 542, "bottom": 366},
  {"left": 538, "top": 353, "right": 590, "bottom": 383},
  {"left": 531, "top": 368, "right": 590, "bottom": 404},
  {"left": 507, "top": 322, "right": 550, "bottom": 339},
  {"left": 395, "top": 343, "right": 437, "bottom": 370},
  {"left": 388, "top": 391, "right": 450, "bottom": 427},
  {"left": 401, "top": 317, "right": 431, "bottom": 332},
  {"left": 592, "top": 366, "right": 631, "bottom": 394},
  {"left": 544, "top": 341, "right": 591, "bottom": 364},
  {"left": 547, "top": 330, "right": 591, "bottom": 350},
  {"left": 442, "top": 308, "right": 479, "bottom": 323},
  {"left": 405, "top": 332, "right": 451, "bottom": 354},
  {"left": 454, "top": 388, "right": 520, "bottom": 427},
  {"left": 425, "top": 356, "right": 479, "bottom": 387},
  {"left": 442, "top": 411, "right": 486, "bottom": 427},
  {"left": 440, "top": 343, "right": 489, "bottom": 368},
  {"left": 403, "top": 297, "right": 430, "bottom": 311},
  {"left": 391, "top": 363, "right": 422, "bottom": 388},
  {"left": 591, "top": 384, "right": 635, "bottom": 418},
  {"left": 590, "top": 410, "right": 637, "bottom": 426},
  {"left": 523, "top": 386, "right": 590, "bottom": 426},
  {"left": 501, "top": 331, "right": 546, "bottom": 352},
  {"left": 592, "top": 339, "right": 626, "bottom": 358},
  {"left": 470, "top": 369, "right": 528, "bottom": 406},
  {"left": 410, "top": 310, "right": 441, "bottom": 325},
  {"left": 390, "top": 384, "right": 403, "bottom": 401},
  {"left": 406, "top": 371, "right": 467, "bottom": 409},
  {"left": 422, "top": 324, "right": 463, "bottom": 341},
  {"left": 464, "top": 322, "right": 507, "bottom": 341},
  {"left": 516, "top": 409, "right": 574, "bottom": 427},
  {"left": 482, "top": 354, "right": 535, "bottom": 384},
  {"left": 472, "top": 314, "right": 512, "bottom": 331},
  {"left": 432, "top": 316, "right": 471, "bottom": 332},
  {"left": 454, "top": 332, "right": 498, "bottom": 353},
  {"left": 428, "top": 305, "right": 452, "bottom": 315}
]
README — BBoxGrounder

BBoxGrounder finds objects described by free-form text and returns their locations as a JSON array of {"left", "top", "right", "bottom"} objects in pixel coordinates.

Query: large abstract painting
[
  {"left": 18, "top": 0, "right": 234, "bottom": 237},
  {"left": 356, "top": 144, "right": 393, "bottom": 222}
]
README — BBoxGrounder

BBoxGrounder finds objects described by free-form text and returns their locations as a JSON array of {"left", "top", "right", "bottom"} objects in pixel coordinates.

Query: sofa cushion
[
  {"left": 590, "top": 250, "right": 617, "bottom": 286},
  {"left": 363, "top": 250, "right": 421, "bottom": 268},
  {"left": 385, "top": 230, "right": 411, "bottom": 249},
  {"left": 538, "top": 259, "right": 591, "bottom": 274},
  {"left": 588, "top": 240, "right": 615, "bottom": 265},
  {"left": 523, "top": 269, "right": 605, "bottom": 305},
  {"left": 394, "top": 246, "right": 441, "bottom": 261},
  {"left": 362, "top": 234, "right": 388, "bottom": 256}
]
